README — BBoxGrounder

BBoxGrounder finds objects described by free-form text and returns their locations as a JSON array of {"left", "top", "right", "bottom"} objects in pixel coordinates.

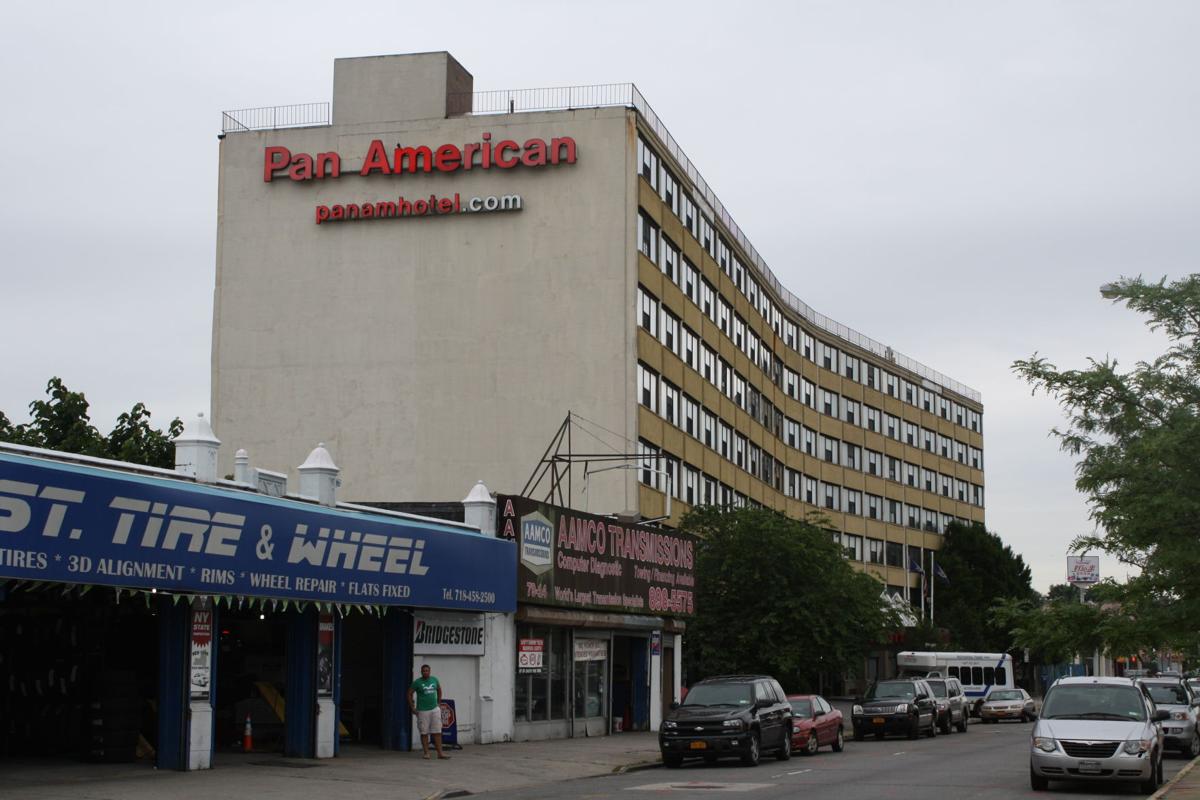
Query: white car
[
  {"left": 1137, "top": 678, "right": 1200, "bottom": 757},
  {"left": 1030, "top": 676, "right": 1166, "bottom": 793}
]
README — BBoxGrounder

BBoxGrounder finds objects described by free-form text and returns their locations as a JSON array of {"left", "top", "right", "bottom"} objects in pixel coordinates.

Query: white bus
[{"left": 897, "top": 651, "right": 1015, "bottom": 702}]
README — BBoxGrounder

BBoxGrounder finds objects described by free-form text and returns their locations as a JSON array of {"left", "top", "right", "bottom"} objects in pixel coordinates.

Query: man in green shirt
[{"left": 408, "top": 664, "right": 449, "bottom": 759}]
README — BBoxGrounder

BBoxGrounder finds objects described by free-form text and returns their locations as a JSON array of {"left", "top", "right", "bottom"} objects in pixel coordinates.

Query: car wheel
[
  {"left": 741, "top": 732, "right": 760, "bottom": 767},
  {"left": 926, "top": 716, "right": 937, "bottom": 738},
  {"left": 776, "top": 732, "right": 792, "bottom": 761},
  {"left": 1019, "top": 712, "right": 1029, "bottom": 723},
  {"left": 1140, "top": 751, "right": 1161, "bottom": 794},
  {"left": 664, "top": 754, "right": 683, "bottom": 768},
  {"left": 956, "top": 712, "right": 968, "bottom": 733},
  {"left": 907, "top": 718, "right": 920, "bottom": 740},
  {"left": 939, "top": 713, "right": 952, "bottom": 735},
  {"left": 1030, "top": 767, "right": 1049, "bottom": 791},
  {"left": 804, "top": 733, "right": 819, "bottom": 756},
  {"left": 832, "top": 727, "right": 845, "bottom": 752},
  {"left": 1188, "top": 730, "right": 1200, "bottom": 759}
]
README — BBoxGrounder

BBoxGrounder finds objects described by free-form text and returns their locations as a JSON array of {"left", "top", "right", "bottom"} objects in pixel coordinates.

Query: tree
[
  {"left": 0, "top": 377, "right": 182, "bottom": 469},
  {"left": 932, "top": 521, "right": 1037, "bottom": 652},
  {"left": 680, "top": 506, "right": 899, "bottom": 692},
  {"left": 1013, "top": 274, "right": 1200, "bottom": 629}
]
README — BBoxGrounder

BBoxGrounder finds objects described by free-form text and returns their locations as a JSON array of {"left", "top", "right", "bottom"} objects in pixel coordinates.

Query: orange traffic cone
[{"left": 243, "top": 714, "right": 253, "bottom": 753}]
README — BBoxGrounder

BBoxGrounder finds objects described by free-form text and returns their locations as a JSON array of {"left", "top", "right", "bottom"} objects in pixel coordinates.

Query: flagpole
[
  {"left": 931, "top": 551, "right": 936, "bottom": 625},
  {"left": 920, "top": 548, "right": 926, "bottom": 620}
]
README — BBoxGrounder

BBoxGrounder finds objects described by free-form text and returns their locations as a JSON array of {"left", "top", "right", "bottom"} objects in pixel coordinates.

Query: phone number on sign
[
  {"left": 451, "top": 588, "right": 496, "bottom": 604},
  {"left": 648, "top": 586, "right": 693, "bottom": 614}
]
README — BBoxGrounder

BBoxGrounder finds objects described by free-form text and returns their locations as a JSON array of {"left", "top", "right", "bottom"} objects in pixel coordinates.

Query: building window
[
  {"left": 804, "top": 476, "right": 817, "bottom": 504},
  {"left": 660, "top": 309, "right": 679, "bottom": 355},
  {"left": 637, "top": 286, "right": 658, "bottom": 336},
  {"left": 683, "top": 464, "right": 698, "bottom": 505},
  {"left": 905, "top": 462, "right": 919, "bottom": 488},
  {"left": 822, "top": 482, "right": 840, "bottom": 510},
  {"left": 903, "top": 422, "right": 918, "bottom": 447},
  {"left": 661, "top": 381, "right": 679, "bottom": 426},
  {"left": 864, "top": 405, "right": 880, "bottom": 433},
  {"left": 866, "top": 449, "right": 881, "bottom": 476},
  {"left": 842, "top": 442, "right": 861, "bottom": 471},
  {"left": 887, "top": 499, "right": 902, "bottom": 525},
  {"left": 637, "top": 363, "right": 658, "bottom": 412},
  {"left": 682, "top": 394, "right": 698, "bottom": 437},
  {"left": 659, "top": 165, "right": 679, "bottom": 215},
  {"left": 843, "top": 533, "right": 863, "bottom": 561},
  {"left": 885, "top": 413, "right": 899, "bottom": 440},
  {"left": 867, "top": 537, "right": 885, "bottom": 564},
  {"left": 637, "top": 210, "right": 658, "bottom": 262},
  {"left": 886, "top": 542, "right": 903, "bottom": 568},
  {"left": 845, "top": 489, "right": 862, "bottom": 516},
  {"left": 867, "top": 494, "right": 882, "bottom": 520},
  {"left": 702, "top": 409, "right": 715, "bottom": 448},
  {"left": 660, "top": 236, "right": 678, "bottom": 282},
  {"left": 637, "top": 136, "right": 659, "bottom": 189},
  {"left": 820, "top": 435, "right": 839, "bottom": 464},
  {"left": 803, "top": 427, "right": 817, "bottom": 457},
  {"left": 843, "top": 398, "right": 859, "bottom": 426},
  {"left": 922, "top": 428, "right": 935, "bottom": 453},
  {"left": 638, "top": 439, "right": 659, "bottom": 487}
]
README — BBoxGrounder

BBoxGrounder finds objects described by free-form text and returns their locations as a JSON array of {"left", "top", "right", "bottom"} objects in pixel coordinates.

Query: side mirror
[
  {"left": 670, "top": 701, "right": 680, "bottom": 711},
  {"left": 755, "top": 699, "right": 772, "bottom": 710},
  {"left": 1153, "top": 709, "right": 1170, "bottom": 722},
  {"left": 915, "top": 693, "right": 929, "bottom": 701}
]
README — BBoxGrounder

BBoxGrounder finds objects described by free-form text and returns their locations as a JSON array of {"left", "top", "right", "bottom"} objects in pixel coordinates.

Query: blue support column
[
  {"left": 157, "top": 596, "right": 189, "bottom": 770},
  {"left": 381, "top": 609, "right": 413, "bottom": 751},
  {"left": 333, "top": 613, "right": 343, "bottom": 756},
  {"left": 285, "top": 607, "right": 317, "bottom": 758}
]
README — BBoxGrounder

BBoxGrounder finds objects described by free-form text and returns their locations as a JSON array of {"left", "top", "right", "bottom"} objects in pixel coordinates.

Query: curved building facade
[{"left": 213, "top": 52, "right": 984, "bottom": 605}]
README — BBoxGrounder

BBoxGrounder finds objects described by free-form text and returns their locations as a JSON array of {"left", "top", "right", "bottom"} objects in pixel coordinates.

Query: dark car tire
[
  {"left": 832, "top": 727, "right": 845, "bottom": 752},
  {"left": 853, "top": 727, "right": 864, "bottom": 742},
  {"left": 907, "top": 718, "right": 920, "bottom": 740},
  {"left": 1030, "top": 767, "right": 1049, "bottom": 791},
  {"left": 741, "top": 732, "right": 760, "bottom": 767},
  {"left": 926, "top": 716, "right": 937, "bottom": 738},
  {"left": 776, "top": 731, "right": 792, "bottom": 761},
  {"left": 956, "top": 712, "right": 968, "bottom": 733},
  {"left": 939, "top": 713, "right": 952, "bottom": 735},
  {"left": 1188, "top": 730, "right": 1200, "bottom": 759},
  {"left": 803, "top": 733, "right": 819, "bottom": 756},
  {"left": 1140, "top": 751, "right": 1161, "bottom": 794},
  {"left": 664, "top": 754, "right": 683, "bottom": 768}
]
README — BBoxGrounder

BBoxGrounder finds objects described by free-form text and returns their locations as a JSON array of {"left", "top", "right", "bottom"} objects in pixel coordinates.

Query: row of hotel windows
[
  {"left": 636, "top": 293, "right": 985, "bottom": 476},
  {"left": 636, "top": 135, "right": 982, "bottom": 437},
  {"left": 638, "top": 434, "right": 975, "bottom": 540}
]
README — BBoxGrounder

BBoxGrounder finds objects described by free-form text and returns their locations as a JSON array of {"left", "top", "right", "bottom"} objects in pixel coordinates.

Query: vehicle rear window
[
  {"left": 1146, "top": 684, "right": 1189, "bottom": 705},
  {"left": 790, "top": 699, "right": 813, "bottom": 717},
  {"left": 868, "top": 681, "right": 916, "bottom": 700},
  {"left": 988, "top": 690, "right": 1022, "bottom": 701},
  {"left": 684, "top": 683, "right": 753, "bottom": 707},
  {"left": 1042, "top": 685, "right": 1146, "bottom": 721}
]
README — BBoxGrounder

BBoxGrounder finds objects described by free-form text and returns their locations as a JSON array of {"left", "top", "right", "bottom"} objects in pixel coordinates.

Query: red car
[{"left": 788, "top": 694, "right": 845, "bottom": 755}]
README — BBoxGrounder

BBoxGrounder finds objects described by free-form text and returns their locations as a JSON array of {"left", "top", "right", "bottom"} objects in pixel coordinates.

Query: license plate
[
  {"left": 872, "top": 717, "right": 885, "bottom": 724},
  {"left": 1078, "top": 760, "right": 1102, "bottom": 774},
  {"left": 689, "top": 741, "right": 707, "bottom": 750}
]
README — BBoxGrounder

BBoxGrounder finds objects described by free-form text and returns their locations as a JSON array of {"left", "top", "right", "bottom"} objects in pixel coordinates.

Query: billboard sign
[
  {"left": 496, "top": 495, "right": 696, "bottom": 617},
  {"left": 413, "top": 612, "right": 485, "bottom": 656},
  {"left": 0, "top": 451, "right": 515, "bottom": 611},
  {"left": 1067, "top": 555, "right": 1100, "bottom": 585}
]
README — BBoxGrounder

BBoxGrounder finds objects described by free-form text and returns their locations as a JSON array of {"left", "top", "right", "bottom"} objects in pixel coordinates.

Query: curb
[
  {"left": 421, "top": 789, "right": 473, "bottom": 800},
  {"left": 1150, "top": 755, "right": 1200, "bottom": 800},
  {"left": 613, "top": 759, "right": 663, "bottom": 774}
]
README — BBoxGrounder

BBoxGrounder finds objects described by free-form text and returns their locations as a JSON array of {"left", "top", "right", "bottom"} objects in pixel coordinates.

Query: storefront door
[{"left": 572, "top": 636, "right": 607, "bottom": 737}]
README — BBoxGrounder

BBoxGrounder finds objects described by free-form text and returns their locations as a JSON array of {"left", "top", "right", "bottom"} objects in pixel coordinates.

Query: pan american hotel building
[{"left": 214, "top": 52, "right": 985, "bottom": 614}]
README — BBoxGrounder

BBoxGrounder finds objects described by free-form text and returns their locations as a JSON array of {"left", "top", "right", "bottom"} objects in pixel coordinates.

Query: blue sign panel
[{"left": 0, "top": 452, "right": 515, "bottom": 612}]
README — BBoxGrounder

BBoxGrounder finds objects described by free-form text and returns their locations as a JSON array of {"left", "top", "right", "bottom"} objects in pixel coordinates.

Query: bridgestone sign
[{"left": 413, "top": 612, "right": 486, "bottom": 655}]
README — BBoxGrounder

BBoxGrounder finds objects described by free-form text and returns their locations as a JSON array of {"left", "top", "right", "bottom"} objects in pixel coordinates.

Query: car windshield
[
  {"left": 683, "top": 683, "right": 753, "bottom": 707},
  {"left": 1145, "top": 684, "right": 1189, "bottom": 705},
  {"left": 790, "top": 699, "right": 813, "bottom": 716},
  {"left": 868, "top": 681, "right": 916, "bottom": 700},
  {"left": 988, "top": 690, "right": 1022, "bottom": 701},
  {"left": 1041, "top": 685, "right": 1146, "bottom": 721},
  {"left": 927, "top": 681, "right": 947, "bottom": 698}
]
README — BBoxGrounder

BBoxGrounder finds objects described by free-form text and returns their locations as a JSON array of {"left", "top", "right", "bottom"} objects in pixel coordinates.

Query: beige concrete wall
[
  {"left": 213, "top": 106, "right": 637, "bottom": 511},
  {"left": 332, "top": 52, "right": 472, "bottom": 125}
]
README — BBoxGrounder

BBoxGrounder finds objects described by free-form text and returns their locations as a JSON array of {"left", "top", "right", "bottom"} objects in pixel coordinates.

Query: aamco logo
[{"left": 519, "top": 511, "right": 553, "bottom": 575}]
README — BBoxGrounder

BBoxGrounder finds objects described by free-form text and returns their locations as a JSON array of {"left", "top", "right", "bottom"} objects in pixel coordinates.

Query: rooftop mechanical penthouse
[{"left": 213, "top": 51, "right": 984, "bottom": 601}]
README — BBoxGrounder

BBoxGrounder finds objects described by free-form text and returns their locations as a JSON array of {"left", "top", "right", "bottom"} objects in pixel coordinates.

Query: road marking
[
  {"left": 892, "top": 751, "right": 907, "bottom": 756},
  {"left": 787, "top": 769, "right": 811, "bottom": 775},
  {"left": 626, "top": 782, "right": 776, "bottom": 792}
]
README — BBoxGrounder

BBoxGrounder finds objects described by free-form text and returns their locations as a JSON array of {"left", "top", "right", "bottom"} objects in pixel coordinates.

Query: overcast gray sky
[{"left": 2, "top": 1, "right": 1195, "bottom": 592}]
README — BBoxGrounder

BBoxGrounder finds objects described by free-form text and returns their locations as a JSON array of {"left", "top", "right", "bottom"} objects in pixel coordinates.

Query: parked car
[
  {"left": 1030, "top": 676, "right": 1166, "bottom": 793},
  {"left": 1136, "top": 678, "right": 1200, "bottom": 758},
  {"left": 660, "top": 675, "right": 793, "bottom": 767},
  {"left": 787, "top": 694, "right": 845, "bottom": 755},
  {"left": 852, "top": 678, "right": 938, "bottom": 740},
  {"left": 980, "top": 688, "right": 1036, "bottom": 723},
  {"left": 926, "top": 677, "right": 969, "bottom": 734}
]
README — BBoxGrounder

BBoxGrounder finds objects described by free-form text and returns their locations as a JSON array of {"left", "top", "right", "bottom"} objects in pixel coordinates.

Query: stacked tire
[{"left": 86, "top": 670, "right": 140, "bottom": 762}]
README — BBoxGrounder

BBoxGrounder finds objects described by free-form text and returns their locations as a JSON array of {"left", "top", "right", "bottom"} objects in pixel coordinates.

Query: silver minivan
[{"left": 1030, "top": 676, "right": 1166, "bottom": 793}]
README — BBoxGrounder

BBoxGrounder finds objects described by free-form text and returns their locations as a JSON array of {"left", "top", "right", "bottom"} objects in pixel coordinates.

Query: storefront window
[
  {"left": 515, "top": 625, "right": 571, "bottom": 723},
  {"left": 573, "top": 637, "right": 607, "bottom": 718}
]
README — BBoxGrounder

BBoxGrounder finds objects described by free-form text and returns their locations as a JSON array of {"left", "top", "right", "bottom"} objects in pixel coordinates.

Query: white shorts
[{"left": 416, "top": 708, "right": 442, "bottom": 735}]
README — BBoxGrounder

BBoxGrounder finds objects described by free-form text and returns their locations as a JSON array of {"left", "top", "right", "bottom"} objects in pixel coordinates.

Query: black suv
[
  {"left": 852, "top": 679, "right": 939, "bottom": 740},
  {"left": 660, "top": 675, "right": 793, "bottom": 767},
  {"left": 926, "top": 677, "right": 969, "bottom": 734}
]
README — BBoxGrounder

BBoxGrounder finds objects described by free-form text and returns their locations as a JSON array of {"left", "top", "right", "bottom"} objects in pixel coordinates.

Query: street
[{"left": 480, "top": 720, "right": 1188, "bottom": 800}]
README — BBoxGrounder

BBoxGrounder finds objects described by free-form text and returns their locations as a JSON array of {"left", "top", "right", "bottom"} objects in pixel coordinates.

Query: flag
[
  {"left": 908, "top": 555, "right": 924, "bottom": 574},
  {"left": 934, "top": 562, "right": 950, "bottom": 583}
]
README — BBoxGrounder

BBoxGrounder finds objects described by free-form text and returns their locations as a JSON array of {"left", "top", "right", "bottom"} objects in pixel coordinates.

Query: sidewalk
[
  {"left": 1157, "top": 755, "right": 1200, "bottom": 800},
  {"left": 0, "top": 733, "right": 664, "bottom": 800}
]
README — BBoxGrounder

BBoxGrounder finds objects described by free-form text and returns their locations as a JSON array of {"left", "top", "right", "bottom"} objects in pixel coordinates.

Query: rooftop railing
[
  {"left": 221, "top": 102, "right": 330, "bottom": 133},
  {"left": 221, "top": 86, "right": 980, "bottom": 402}
]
